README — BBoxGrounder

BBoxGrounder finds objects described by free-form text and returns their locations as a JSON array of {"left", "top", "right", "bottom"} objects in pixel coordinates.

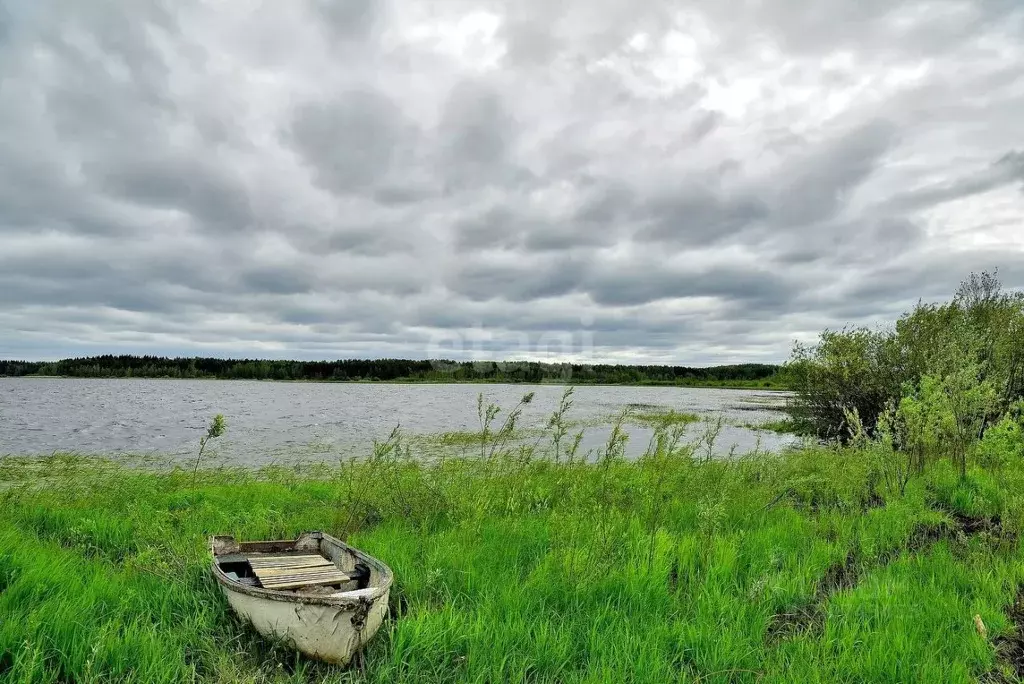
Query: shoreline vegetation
[
  {"left": 3, "top": 271, "right": 1023, "bottom": 682},
  {"left": 2, "top": 390, "right": 1023, "bottom": 682},
  {"left": 0, "top": 357, "right": 788, "bottom": 389}
]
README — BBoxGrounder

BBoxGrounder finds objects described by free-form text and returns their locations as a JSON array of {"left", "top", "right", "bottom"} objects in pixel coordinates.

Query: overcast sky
[{"left": 1, "top": 0, "right": 1022, "bottom": 365}]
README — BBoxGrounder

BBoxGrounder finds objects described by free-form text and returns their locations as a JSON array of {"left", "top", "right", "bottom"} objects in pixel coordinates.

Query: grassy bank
[{"left": 2, "top": 423, "right": 1024, "bottom": 683}]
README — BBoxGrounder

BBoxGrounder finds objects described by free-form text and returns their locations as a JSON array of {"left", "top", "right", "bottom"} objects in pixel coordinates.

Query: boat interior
[{"left": 214, "top": 536, "right": 373, "bottom": 596}]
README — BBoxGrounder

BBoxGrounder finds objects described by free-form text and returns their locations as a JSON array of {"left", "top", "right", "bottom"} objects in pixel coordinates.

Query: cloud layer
[{"left": 1, "top": 0, "right": 1022, "bottom": 364}]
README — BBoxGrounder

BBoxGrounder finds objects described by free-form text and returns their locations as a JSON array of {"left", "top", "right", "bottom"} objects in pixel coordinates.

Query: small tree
[
  {"left": 788, "top": 327, "right": 905, "bottom": 440},
  {"left": 901, "top": 368, "right": 996, "bottom": 481},
  {"left": 872, "top": 403, "right": 913, "bottom": 497},
  {"left": 941, "top": 365, "right": 998, "bottom": 480},
  {"left": 897, "top": 379, "right": 945, "bottom": 476},
  {"left": 976, "top": 403, "right": 1024, "bottom": 473}
]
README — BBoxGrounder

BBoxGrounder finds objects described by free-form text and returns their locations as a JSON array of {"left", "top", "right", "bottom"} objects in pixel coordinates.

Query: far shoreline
[{"left": 1, "top": 374, "right": 791, "bottom": 391}]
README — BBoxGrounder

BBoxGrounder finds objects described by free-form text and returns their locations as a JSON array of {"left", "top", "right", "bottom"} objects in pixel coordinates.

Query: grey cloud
[
  {"left": 497, "top": 0, "right": 673, "bottom": 66},
  {"left": 448, "top": 256, "right": 590, "bottom": 303},
  {"left": 523, "top": 224, "right": 608, "bottom": 252},
  {"left": 41, "top": 13, "right": 176, "bottom": 144},
  {"left": 372, "top": 185, "right": 434, "bottom": 206},
  {"left": 1, "top": 0, "right": 1023, "bottom": 364},
  {"left": 310, "top": 0, "right": 382, "bottom": 40},
  {"left": 848, "top": 252, "right": 1024, "bottom": 306},
  {"left": 634, "top": 190, "right": 768, "bottom": 247},
  {"left": 445, "top": 252, "right": 801, "bottom": 313},
  {"left": 88, "top": 154, "right": 254, "bottom": 230},
  {"left": 440, "top": 82, "right": 510, "bottom": 166},
  {"left": 0, "top": 272, "right": 183, "bottom": 314},
  {"left": 771, "top": 216, "right": 925, "bottom": 267},
  {"left": 453, "top": 180, "right": 634, "bottom": 253},
  {"left": 997, "top": 151, "right": 1024, "bottom": 185},
  {"left": 239, "top": 267, "right": 316, "bottom": 296},
  {"left": 289, "top": 90, "right": 420, "bottom": 195},
  {"left": 687, "top": 110, "right": 722, "bottom": 143},
  {"left": 573, "top": 181, "right": 635, "bottom": 225},
  {"left": 703, "top": 0, "right": 1023, "bottom": 58},
  {"left": 0, "top": 6, "right": 9, "bottom": 44},
  {"left": 454, "top": 206, "right": 522, "bottom": 252},
  {"left": 290, "top": 224, "right": 417, "bottom": 257},
  {"left": 773, "top": 120, "right": 899, "bottom": 227},
  {"left": 882, "top": 150, "right": 1024, "bottom": 214},
  {"left": 437, "top": 80, "right": 525, "bottom": 190},
  {"left": 500, "top": 18, "right": 559, "bottom": 67},
  {"left": 586, "top": 265, "right": 799, "bottom": 309}
]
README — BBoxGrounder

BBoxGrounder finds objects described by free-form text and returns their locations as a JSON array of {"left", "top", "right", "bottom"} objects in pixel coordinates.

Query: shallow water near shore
[{"left": 0, "top": 377, "right": 797, "bottom": 464}]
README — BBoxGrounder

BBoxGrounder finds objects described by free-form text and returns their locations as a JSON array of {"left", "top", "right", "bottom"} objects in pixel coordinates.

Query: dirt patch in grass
[
  {"left": 983, "top": 590, "right": 1024, "bottom": 684},
  {"left": 767, "top": 521, "right": 951, "bottom": 643},
  {"left": 766, "top": 605, "right": 822, "bottom": 641},
  {"left": 949, "top": 511, "right": 1005, "bottom": 537},
  {"left": 766, "top": 550, "right": 858, "bottom": 642},
  {"left": 861, "top": 490, "right": 886, "bottom": 511},
  {"left": 766, "top": 544, "right": 862, "bottom": 642},
  {"left": 929, "top": 503, "right": 1017, "bottom": 549},
  {"left": 901, "top": 520, "right": 955, "bottom": 554}
]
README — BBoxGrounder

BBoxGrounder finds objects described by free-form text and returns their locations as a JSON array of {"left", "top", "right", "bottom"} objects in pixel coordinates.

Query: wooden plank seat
[
  {"left": 248, "top": 555, "right": 333, "bottom": 569},
  {"left": 247, "top": 554, "right": 351, "bottom": 590}
]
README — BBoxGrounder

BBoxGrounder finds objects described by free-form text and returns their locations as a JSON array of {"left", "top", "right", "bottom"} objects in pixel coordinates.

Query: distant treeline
[{"left": 0, "top": 355, "right": 784, "bottom": 386}]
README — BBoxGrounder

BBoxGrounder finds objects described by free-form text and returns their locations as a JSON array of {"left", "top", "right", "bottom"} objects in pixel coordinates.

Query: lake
[{"left": 0, "top": 378, "right": 798, "bottom": 465}]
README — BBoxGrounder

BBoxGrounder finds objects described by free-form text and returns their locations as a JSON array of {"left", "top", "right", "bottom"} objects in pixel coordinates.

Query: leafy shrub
[{"left": 789, "top": 271, "right": 1024, "bottom": 441}]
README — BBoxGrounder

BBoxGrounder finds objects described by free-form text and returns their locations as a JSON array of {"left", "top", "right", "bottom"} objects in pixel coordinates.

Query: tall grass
[{"left": 1, "top": 394, "right": 1023, "bottom": 683}]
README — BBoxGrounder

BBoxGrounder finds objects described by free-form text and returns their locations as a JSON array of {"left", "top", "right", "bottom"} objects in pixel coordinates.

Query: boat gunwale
[{"left": 210, "top": 531, "right": 393, "bottom": 608}]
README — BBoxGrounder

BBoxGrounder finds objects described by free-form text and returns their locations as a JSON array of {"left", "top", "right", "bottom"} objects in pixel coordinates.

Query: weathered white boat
[{"left": 211, "top": 531, "right": 393, "bottom": 665}]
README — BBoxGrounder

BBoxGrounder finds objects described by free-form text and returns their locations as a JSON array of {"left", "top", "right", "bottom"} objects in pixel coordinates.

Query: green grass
[
  {"left": 621, "top": 407, "right": 702, "bottom": 428},
  {"left": 745, "top": 418, "right": 805, "bottom": 435},
  {"left": 1, "top": 433, "right": 1023, "bottom": 682},
  {"left": 415, "top": 428, "right": 543, "bottom": 449},
  {"left": 426, "top": 430, "right": 486, "bottom": 447}
]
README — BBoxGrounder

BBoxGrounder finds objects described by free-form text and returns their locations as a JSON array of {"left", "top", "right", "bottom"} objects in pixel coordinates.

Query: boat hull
[
  {"left": 219, "top": 583, "right": 389, "bottom": 665},
  {"left": 211, "top": 532, "right": 392, "bottom": 666}
]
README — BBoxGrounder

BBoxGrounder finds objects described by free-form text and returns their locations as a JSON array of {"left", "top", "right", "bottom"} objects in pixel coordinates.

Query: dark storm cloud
[
  {"left": 996, "top": 152, "right": 1024, "bottom": 185},
  {"left": 448, "top": 256, "right": 590, "bottom": 303},
  {"left": 239, "top": 267, "right": 316, "bottom": 296},
  {"left": 310, "top": 0, "right": 382, "bottom": 40},
  {"left": 772, "top": 120, "right": 899, "bottom": 226},
  {"left": 436, "top": 79, "right": 529, "bottom": 192},
  {"left": 847, "top": 252, "right": 1024, "bottom": 305},
  {"left": 1, "top": 0, "right": 1023, "bottom": 364},
  {"left": 287, "top": 222, "right": 419, "bottom": 257},
  {"left": 772, "top": 217, "right": 925, "bottom": 266},
  {"left": 439, "top": 81, "right": 511, "bottom": 170},
  {"left": 453, "top": 206, "right": 522, "bottom": 252},
  {"left": 289, "top": 90, "right": 421, "bottom": 195},
  {"left": 88, "top": 153, "right": 255, "bottom": 229},
  {"left": 881, "top": 150, "right": 1024, "bottom": 214},
  {"left": 586, "top": 265, "right": 799, "bottom": 309},
  {"left": 633, "top": 190, "right": 768, "bottom": 247}
]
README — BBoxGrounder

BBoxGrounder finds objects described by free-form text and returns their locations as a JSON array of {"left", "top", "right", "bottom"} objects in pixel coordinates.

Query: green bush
[{"left": 789, "top": 271, "right": 1024, "bottom": 442}]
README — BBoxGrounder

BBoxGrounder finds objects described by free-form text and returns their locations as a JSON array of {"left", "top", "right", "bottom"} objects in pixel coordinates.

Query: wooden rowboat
[{"left": 211, "top": 531, "right": 393, "bottom": 665}]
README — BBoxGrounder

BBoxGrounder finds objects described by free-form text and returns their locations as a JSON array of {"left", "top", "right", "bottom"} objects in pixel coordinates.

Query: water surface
[{"left": 0, "top": 378, "right": 797, "bottom": 465}]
